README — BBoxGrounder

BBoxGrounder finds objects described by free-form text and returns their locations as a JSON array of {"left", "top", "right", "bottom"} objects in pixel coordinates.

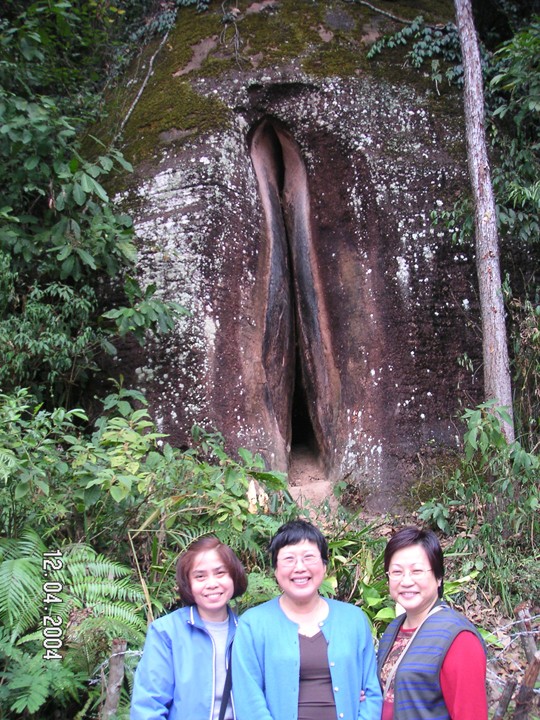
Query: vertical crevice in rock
[{"left": 248, "top": 117, "right": 340, "bottom": 470}]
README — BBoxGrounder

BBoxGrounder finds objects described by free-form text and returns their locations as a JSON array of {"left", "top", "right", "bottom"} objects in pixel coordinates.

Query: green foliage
[
  {"left": 233, "top": 570, "right": 280, "bottom": 614},
  {"left": 509, "top": 295, "right": 540, "bottom": 448},
  {"left": 418, "top": 401, "right": 539, "bottom": 611},
  {"left": 102, "top": 275, "right": 189, "bottom": 345},
  {"left": 125, "top": 426, "right": 296, "bottom": 623},
  {"left": 0, "top": 386, "right": 169, "bottom": 540},
  {"left": 126, "top": 0, "right": 211, "bottom": 48},
  {"left": 145, "top": 425, "right": 291, "bottom": 533},
  {"left": 0, "top": 389, "right": 87, "bottom": 538},
  {"left": 0, "top": 382, "right": 295, "bottom": 552},
  {"left": 489, "top": 19, "right": 540, "bottom": 251},
  {"left": 0, "top": 529, "right": 148, "bottom": 717},
  {"left": 490, "top": 19, "right": 540, "bottom": 136},
  {"left": 0, "top": 92, "right": 183, "bottom": 403},
  {"left": 0, "top": 530, "right": 46, "bottom": 643},
  {"left": 1, "top": 0, "right": 133, "bottom": 107},
  {"left": 0, "top": 8, "right": 185, "bottom": 406},
  {"left": 368, "top": 16, "right": 462, "bottom": 82},
  {"left": 0, "top": 627, "right": 86, "bottom": 718},
  {"left": 325, "top": 525, "right": 393, "bottom": 636}
]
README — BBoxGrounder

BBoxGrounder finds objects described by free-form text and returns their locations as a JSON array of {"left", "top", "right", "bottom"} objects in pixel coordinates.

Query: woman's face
[
  {"left": 189, "top": 548, "right": 235, "bottom": 621},
  {"left": 387, "top": 543, "right": 441, "bottom": 624},
  {"left": 274, "top": 539, "right": 326, "bottom": 606}
]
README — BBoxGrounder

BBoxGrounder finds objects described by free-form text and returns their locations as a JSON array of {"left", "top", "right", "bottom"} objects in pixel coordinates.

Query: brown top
[{"left": 298, "top": 631, "right": 336, "bottom": 720}]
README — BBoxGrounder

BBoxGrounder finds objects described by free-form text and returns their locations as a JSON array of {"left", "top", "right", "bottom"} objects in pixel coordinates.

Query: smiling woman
[
  {"left": 378, "top": 527, "right": 488, "bottom": 720},
  {"left": 130, "top": 537, "right": 247, "bottom": 720},
  {"left": 232, "top": 519, "right": 383, "bottom": 720}
]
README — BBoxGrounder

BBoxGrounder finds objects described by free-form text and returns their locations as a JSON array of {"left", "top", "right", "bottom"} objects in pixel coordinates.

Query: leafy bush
[
  {"left": 418, "top": 401, "right": 539, "bottom": 611},
  {"left": 0, "top": 6, "right": 185, "bottom": 407},
  {"left": 509, "top": 296, "right": 540, "bottom": 449},
  {"left": 0, "top": 387, "right": 165, "bottom": 541}
]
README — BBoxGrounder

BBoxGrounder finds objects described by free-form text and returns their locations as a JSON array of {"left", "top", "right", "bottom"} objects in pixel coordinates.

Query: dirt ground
[{"left": 287, "top": 444, "right": 337, "bottom": 511}]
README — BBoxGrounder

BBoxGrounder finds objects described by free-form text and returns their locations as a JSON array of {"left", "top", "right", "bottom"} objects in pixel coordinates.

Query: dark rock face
[{"left": 114, "top": 4, "right": 482, "bottom": 510}]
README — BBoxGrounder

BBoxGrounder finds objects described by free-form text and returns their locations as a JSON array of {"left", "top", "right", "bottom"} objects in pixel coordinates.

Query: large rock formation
[{"left": 112, "top": 0, "right": 482, "bottom": 509}]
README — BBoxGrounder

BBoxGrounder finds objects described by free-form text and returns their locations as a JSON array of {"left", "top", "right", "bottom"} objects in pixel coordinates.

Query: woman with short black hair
[
  {"left": 232, "top": 519, "right": 382, "bottom": 720},
  {"left": 378, "top": 526, "right": 487, "bottom": 720}
]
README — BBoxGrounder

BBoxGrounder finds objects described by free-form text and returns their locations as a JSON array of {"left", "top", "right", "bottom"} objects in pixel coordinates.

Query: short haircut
[
  {"left": 176, "top": 536, "right": 248, "bottom": 605},
  {"left": 268, "top": 519, "right": 329, "bottom": 568},
  {"left": 384, "top": 526, "right": 445, "bottom": 598}
]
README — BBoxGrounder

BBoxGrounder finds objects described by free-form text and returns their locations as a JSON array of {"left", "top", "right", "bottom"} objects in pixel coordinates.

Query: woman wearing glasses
[
  {"left": 378, "top": 526, "right": 488, "bottom": 720},
  {"left": 232, "top": 519, "right": 382, "bottom": 720}
]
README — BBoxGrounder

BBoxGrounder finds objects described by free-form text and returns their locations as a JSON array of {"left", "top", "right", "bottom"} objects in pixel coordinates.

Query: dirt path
[{"left": 287, "top": 445, "right": 337, "bottom": 512}]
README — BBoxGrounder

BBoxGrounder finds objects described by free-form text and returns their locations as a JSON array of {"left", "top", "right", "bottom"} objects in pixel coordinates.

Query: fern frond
[
  {"left": 67, "top": 558, "right": 132, "bottom": 578},
  {"left": 63, "top": 557, "right": 132, "bottom": 579},
  {"left": 0, "top": 634, "right": 85, "bottom": 715},
  {"left": 0, "top": 556, "right": 43, "bottom": 640},
  {"left": 163, "top": 526, "right": 210, "bottom": 549},
  {"left": 0, "top": 528, "right": 47, "bottom": 559},
  {"left": 0, "top": 529, "right": 47, "bottom": 641},
  {"left": 0, "top": 625, "right": 24, "bottom": 661},
  {"left": 0, "top": 644, "right": 51, "bottom": 715},
  {"left": 90, "top": 603, "right": 147, "bottom": 634},
  {"left": 67, "top": 577, "right": 145, "bottom": 606},
  {"left": 8, "top": 668, "right": 50, "bottom": 714},
  {"left": 58, "top": 543, "right": 140, "bottom": 583},
  {"left": 70, "top": 611, "right": 146, "bottom": 643}
]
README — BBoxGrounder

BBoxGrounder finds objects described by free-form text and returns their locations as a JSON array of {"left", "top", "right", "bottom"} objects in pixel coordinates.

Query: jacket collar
[{"left": 187, "top": 604, "right": 238, "bottom": 628}]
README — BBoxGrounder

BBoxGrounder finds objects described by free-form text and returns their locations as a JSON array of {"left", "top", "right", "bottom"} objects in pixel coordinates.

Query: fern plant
[
  {"left": 0, "top": 627, "right": 86, "bottom": 717},
  {"left": 0, "top": 530, "right": 45, "bottom": 643},
  {"left": 0, "top": 531, "right": 150, "bottom": 717}
]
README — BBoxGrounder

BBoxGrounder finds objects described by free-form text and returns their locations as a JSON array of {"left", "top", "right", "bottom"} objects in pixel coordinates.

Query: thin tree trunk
[
  {"left": 492, "top": 678, "right": 517, "bottom": 720},
  {"left": 453, "top": 0, "right": 515, "bottom": 441},
  {"left": 512, "top": 650, "right": 540, "bottom": 720},
  {"left": 101, "top": 638, "right": 127, "bottom": 719}
]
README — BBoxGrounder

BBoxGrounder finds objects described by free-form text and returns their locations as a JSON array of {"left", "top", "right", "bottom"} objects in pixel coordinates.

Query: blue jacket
[
  {"left": 231, "top": 596, "right": 382, "bottom": 720},
  {"left": 130, "top": 605, "right": 238, "bottom": 720}
]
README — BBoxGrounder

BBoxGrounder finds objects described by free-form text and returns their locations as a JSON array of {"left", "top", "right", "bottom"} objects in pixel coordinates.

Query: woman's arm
[
  {"left": 231, "top": 618, "right": 274, "bottom": 720},
  {"left": 130, "top": 624, "right": 174, "bottom": 719},
  {"left": 440, "top": 631, "right": 488, "bottom": 720},
  {"left": 357, "top": 614, "right": 383, "bottom": 720}
]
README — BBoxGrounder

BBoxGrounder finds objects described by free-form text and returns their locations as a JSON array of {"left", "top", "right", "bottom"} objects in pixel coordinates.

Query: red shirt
[{"left": 381, "top": 628, "right": 487, "bottom": 720}]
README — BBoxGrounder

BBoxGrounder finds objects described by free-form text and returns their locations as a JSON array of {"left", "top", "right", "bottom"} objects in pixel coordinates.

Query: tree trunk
[
  {"left": 513, "top": 650, "right": 540, "bottom": 720},
  {"left": 453, "top": 0, "right": 515, "bottom": 441},
  {"left": 101, "top": 638, "right": 127, "bottom": 719}
]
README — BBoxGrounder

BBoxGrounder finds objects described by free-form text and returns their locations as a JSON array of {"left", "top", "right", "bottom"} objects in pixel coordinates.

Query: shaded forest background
[{"left": 0, "top": 0, "right": 538, "bottom": 717}]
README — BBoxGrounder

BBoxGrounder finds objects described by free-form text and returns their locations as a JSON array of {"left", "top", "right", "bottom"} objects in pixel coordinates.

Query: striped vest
[{"left": 377, "top": 602, "right": 486, "bottom": 720}]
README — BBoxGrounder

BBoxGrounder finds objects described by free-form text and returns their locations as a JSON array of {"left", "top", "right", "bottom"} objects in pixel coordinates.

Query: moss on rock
[{"left": 90, "top": 0, "right": 460, "bottom": 169}]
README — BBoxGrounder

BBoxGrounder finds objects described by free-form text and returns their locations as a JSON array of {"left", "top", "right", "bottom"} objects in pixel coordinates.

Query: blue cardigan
[
  {"left": 232, "top": 596, "right": 382, "bottom": 720},
  {"left": 130, "top": 605, "right": 238, "bottom": 720}
]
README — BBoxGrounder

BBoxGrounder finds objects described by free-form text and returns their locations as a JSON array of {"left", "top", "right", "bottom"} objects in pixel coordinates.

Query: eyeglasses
[
  {"left": 386, "top": 568, "right": 433, "bottom": 581},
  {"left": 278, "top": 553, "right": 322, "bottom": 567}
]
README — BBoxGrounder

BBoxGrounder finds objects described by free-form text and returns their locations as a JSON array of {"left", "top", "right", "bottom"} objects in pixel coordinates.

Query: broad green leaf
[{"left": 72, "top": 183, "right": 86, "bottom": 206}]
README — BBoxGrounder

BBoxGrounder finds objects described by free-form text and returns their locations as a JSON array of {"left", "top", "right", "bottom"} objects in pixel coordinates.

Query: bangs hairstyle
[
  {"left": 384, "top": 526, "right": 445, "bottom": 598},
  {"left": 268, "top": 519, "right": 328, "bottom": 568},
  {"left": 176, "top": 536, "right": 247, "bottom": 606}
]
